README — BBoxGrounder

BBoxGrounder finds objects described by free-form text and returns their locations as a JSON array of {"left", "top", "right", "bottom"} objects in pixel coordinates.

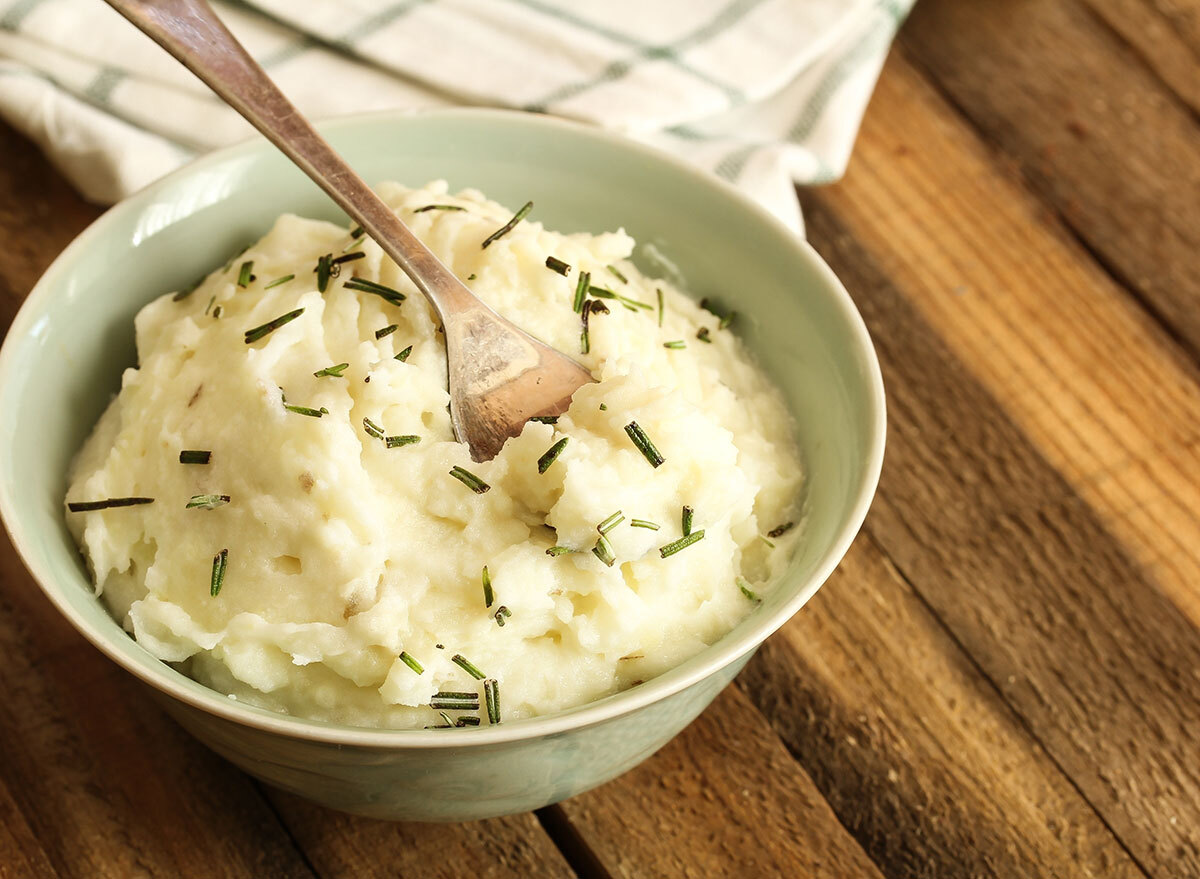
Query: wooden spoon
[{"left": 104, "top": 0, "right": 593, "bottom": 461}]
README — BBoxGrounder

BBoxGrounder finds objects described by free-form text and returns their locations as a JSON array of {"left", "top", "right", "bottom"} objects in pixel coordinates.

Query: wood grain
[
  {"left": 0, "top": 778, "right": 58, "bottom": 879},
  {"left": 740, "top": 536, "right": 1144, "bottom": 879},
  {"left": 553, "top": 686, "right": 885, "bottom": 879},
  {"left": 900, "top": 0, "right": 1200, "bottom": 360}
]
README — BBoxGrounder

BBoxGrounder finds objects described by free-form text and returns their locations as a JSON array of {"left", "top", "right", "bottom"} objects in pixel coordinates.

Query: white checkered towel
[{"left": 0, "top": 0, "right": 912, "bottom": 232}]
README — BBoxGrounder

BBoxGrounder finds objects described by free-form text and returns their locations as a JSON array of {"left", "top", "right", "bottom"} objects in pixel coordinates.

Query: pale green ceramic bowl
[{"left": 0, "top": 109, "right": 884, "bottom": 821}]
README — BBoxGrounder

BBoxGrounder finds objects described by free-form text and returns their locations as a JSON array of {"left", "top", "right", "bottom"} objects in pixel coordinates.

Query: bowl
[{"left": 0, "top": 109, "right": 884, "bottom": 821}]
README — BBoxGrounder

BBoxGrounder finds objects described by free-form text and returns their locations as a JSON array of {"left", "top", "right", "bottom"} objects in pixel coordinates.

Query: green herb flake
[
  {"left": 663, "top": 340, "right": 686, "bottom": 350},
  {"left": 481, "top": 200, "right": 533, "bottom": 249},
  {"left": 415, "top": 204, "right": 466, "bottom": 213},
  {"left": 592, "top": 534, "right": 616, "bottom": 567},
  {"left": 395, "top": 345, "right": 413, "bottom": 362},
  {"left": 179, "top": 450, "right": 211, "bottom": 465},
  {"left": 342, "top": 235, "right": 365, "bottom": 254},
  {"left": 186, "top": 494, "right": 230, "bottom": 510},
  {"left": 314, "top": 362, "right": 349, "bottom": 378},
  {"left": 467, "top": 273, "right": 477, "bottom": 281},
  {"left": 236, "top": 260, "right": 255, "bottom": 288},
  {"left": 767, "top": 521, "right": 796, "bottom": 539},
  {"left": 363, "top": 417, "right": 384, "bottom": 440},
  {"left": 599, "top": 403, "right": 607, "bottom": 411},
  {"left": 482, "top": 566, "right": 494, "bottom": 608},
  {"left": 67, "top": 497, "right": 154, "bottom": 513},
  {"left": 452, "top": 653, "right": 487, "bottom": 680},
  {"left": 581, "top": 298, "right": 609, "bottom": 354},
  {"left": 484, "top": 678, "right": 500, "bottom": 724},
  {"left": 264, "top": 274, "right": 294, "bottom": 289},
  {"left": 315, "top": 254, "right": 333, "bottom": 292},
  {"left": 210, "top": 548, "right": 228, "bottom": 597},
  {"left": 759, "top": 534, "right": 777, "bottom": 549},
  {"left": 624, "top": 421, "right": 664, "bottom": 468},
  {"left": 494, "top": 605, "right": 511, "bottom": 627},
  {"left": 283, "top": 403, "right": 327, "bottom": 418},
  {"left": 385, "top": 435, "right": 421, "bottom": 448},
  {"left": 375, "top": 323, "right": 399, "bottom": 339},
  {"left": 659, "top": 529, "right": 705, "bottom": 558},
  {"left": 656, "top": 288, "right": 665, "bottom": 327},
  {"left": 244, "top": 308, "right": 304, "bottom": 344},
  {"left": 682, "top": 505, "right": 694, "bottom": 537},
  {"left": 332, "top": 252, "right": 365, "bottom": 267},
  {"left": 399, "top": 651, "right": 424, "bottom": 674},
  {"left": 455, "top": 716, "right": 481, "bottom": 727},
  {"left": 449, "top": 466, "right": 490, "bottom": 494},
  {"left": 349, "top": 225, "right": 364, "bottom": 239},
  {"left": 737, "top": 577, "right": 761, "bottom": 603},
  {"left": 537, "top": 437, "right": 569, "bottom": 474},
  {"left": 719, "top": 312, "right": 736, "bottom": 330},
  {"left": 696, "top": 327, "right": 712, "bottom": 343},
  {"left": 430, "top": 692, "right": 479, "bottom": 711},
  {"left": 204, "top": 295, "right": 216, "bottom": 316},
  {"left": 607, "top": 264, "right": 628, "bottom": 284},
  {"left": 597, "top": 511, "right": 624, "bottom": 534},
  {"left": 546, "top": 546, "right": 575, "bottom": 556},
  {"left": 545, "top": 256, "right": 571, "bottom": 276},
  {"left": 529, "top": 415, "right": 559, "bottom": 424},
  {"left": 344, "top": 277, "right": 406, "bottom": 305},
  {"left": 630, "top": 518, "right": 660, "bottom": 531},
  {"left": 573, "top": 270, "right": 591, "bottom": 314},
  {"left": 212, "top": 306, "right": 223, "bottom": 319}
]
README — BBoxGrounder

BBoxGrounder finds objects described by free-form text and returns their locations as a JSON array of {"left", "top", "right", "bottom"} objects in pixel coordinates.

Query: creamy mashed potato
[{"left": 66, "top": 181, "right": 802, "bottom": 728}]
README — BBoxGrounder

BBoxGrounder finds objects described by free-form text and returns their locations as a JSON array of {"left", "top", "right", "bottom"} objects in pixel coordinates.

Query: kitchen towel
[{"left": 0, "top": 0, "right": 913, "bottom": 232}]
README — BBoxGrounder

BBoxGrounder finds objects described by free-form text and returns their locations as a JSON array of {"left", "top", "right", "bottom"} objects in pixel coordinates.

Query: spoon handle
[{"left": 104, "top": 0, "right": 473, "bottom": 318}]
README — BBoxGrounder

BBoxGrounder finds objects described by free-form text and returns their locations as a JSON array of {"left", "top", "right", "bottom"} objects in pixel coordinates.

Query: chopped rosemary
[
  {"left": 482, "top": 566, "right": 494, "bottom": 608},
  {"left": 663, "top": 340, "right": 686, "bottom": 349},
  {"left": 660, "top": 530, "right": 705, "bottom": 558},
  {"left": 529, "top": 415, "right": 559, "bottom": 424},
  {"left": 597, "top": 511, "right": 624, "bottom": 534},
  {"left": 437, "top": 711, "right": 455, "bottom": 728},
  {"left": 349, "top": 225, "right": 363, "bottom": 239},
  {"left": 204, "top": 295, "right": 216, "bottom": 316},
  {"left": 759, "top": 534, "right": 777, "bottom": 549},
  {"left": 179, "top": 450, "right": 211, "bottom": 465},
  {"left": 212, "top": 306, "right": 223, "bottom": 319},
  {"left": 375, "top": 323, "right": 398, "bottom": 339},
  {"left": 67, "top": 497, "right": 154, "bottom": 512},
  {"left": 399, "top": 651, "right": 424, "bottom": 674},
  {"left": 599, "top": 403, "right": 607, "bottom": 411},
  {"left": 342, "top": 235, "right": 365, "bottom": 254},
  {"left": 537, "top": 437, "right": 569, "bottom": 474},
  {"left": 494, "top": 606, "right": 511, "bottom": 627},
  {"left": 467, "top": 273, "right": 477, "bottom": 281},
  {"left": 210, "top": 548, "right": 228, "bottom": 597},
  {"left": 315, "top": 254, "right": 333, "bottom": 292},
  {"left": 589, "top": 287, "right": 652, "bottom": 311},
  {"left": 481, "top": 200, "right": 532, "bottom": 248},
  {"left": 546, "top": 546, "right": 575, "bottom": 556},
  {"left": 264, "top": 273, "right": 294, "bottom": 289},
  {"left": 607, "top": 264, "right": 628, "bottom": 284},
  {"left": 700, "top": 298, "right": 736, "bottom": 329},
  {"left": 656, "top": 288, "right": 664, "bottom": 327},
  {"left": 449, "top": 466, "right": 490, "bottom": 494},
  {"left": 236, "top": 260, "right": 255, "bottom": 288},
  {"left": 451, "top": 653, "right": 486, "bottom": 680},
  {"left": 430, "top": 692, "right": 479, "bottom": 711},
  {"left": 385, "top": 435, "right": 421, "bottom": 448},
  {"left": 696, "top": 327, "right": 712, "bottom": 343},
  {"left": 415, "top": 204, "right": 466, "bottom": 213},
  {"left": 624, "top": 421, "right": 664, "bottom": 468},
  {"left": 719, "top": 312, "right": 736, "bottom": 330},
  {"left": 284, "top": 403, "right": 327, "bottom": 418},
  {"left": 682, "top": 505, "right": 694, "bottom": 536},
  {"left": 455, "top": 716, "right": 481, "bottom": 727},
  {"left": 545, "top": 256, "right": 571, "bottom": 276},
  {"left": 363, "top": 417, "right": 384, "bottom": 440},
  {"left": 173, "top": 274, "right": 205, "bottom": 301},
  {"left": 244, "top": 308, "right": 304, "bottom": 344},
  {"left": 186, "top": 494, "right": 230, "bottom": 510},
  {"left": 343, "top": 277, "right": 406, "bottom": 305},
  {"left": 395, "top": 345, "right": 413, "bottom": 362},
  {"left": 592, "top": 534, "right": 616, "bottom": 567},
  {"left": 332, "top": 252, "right": 365, "bottom": 267},
  {"left": 767, "top": 521, "right": 796, "bottom": 538},
  {"left": 573, "top": 270, "right": 590, "bottom": 313},
  {"left": 630, "top": 518, "right": 660, "bottom": 530},
  {"left": 314, "top": 362, "right": 349, "bottom": 378},
  {"left": 484, "top": 678, "right": 500, "bottom": 724},
  {"left": 737, "top": 577, "right": 761, "bottom": 602},
  {"left": 580, "top": 299, "right": 609, "bottom": 354}
]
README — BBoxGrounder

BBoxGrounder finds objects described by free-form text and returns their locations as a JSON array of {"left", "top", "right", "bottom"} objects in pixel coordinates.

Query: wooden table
[{"left": 2, "top": 1, "right": 1198, "bottom": 876}]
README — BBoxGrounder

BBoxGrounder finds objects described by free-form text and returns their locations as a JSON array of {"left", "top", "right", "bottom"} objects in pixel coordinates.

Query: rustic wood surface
[{"left": 2, "top": 2, "right": 1198, "bottom": 876}]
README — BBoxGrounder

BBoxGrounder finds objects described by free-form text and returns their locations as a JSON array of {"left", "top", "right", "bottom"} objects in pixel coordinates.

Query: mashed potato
[{"left": 65, "top": 181, "right": 802, "bottom": 728}]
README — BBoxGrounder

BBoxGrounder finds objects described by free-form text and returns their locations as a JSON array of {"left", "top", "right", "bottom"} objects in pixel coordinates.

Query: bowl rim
[{"left": 0, "top": 107, "right": 885, "bottom": 748}]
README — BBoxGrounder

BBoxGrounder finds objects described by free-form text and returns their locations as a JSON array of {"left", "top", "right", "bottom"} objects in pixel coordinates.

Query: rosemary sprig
[
  {"left": 313, "top": 363, "right": 349, "bottom": 378},
  {"left": 597, "top": 511, "right": 624, "bottom": 534},
  {"left": 415, "top": 204, "right": 466, "bottom": 213},
  {"left": 452, "top": 653, "right": 486, "bottom": 680},
  {"left": 210, "top": 548, "right": 228, "bottom": 597},
  {"left": 375, "top": 323, "right": 398, "bottom": 339},
  {"left": 342, "top": 235, "right": 365, "bottom": 254},
  {"left": 244, "top": 308, "right": 304, "bottom": 344},
  {"left": 236, "top": 260, "right": 255, "bottom": 288},
  {"left": 767, "top": 521, "right": 796, "bottom": 538},
  {"left": 759, "top": 534, "right": 777, "bottom": 549},
  {"left": 537, "top": 437, "right": 569, "bottom": 474},
  {"left": 607, "top": 264, "right": 628, "bottom": 284},
  {"left": 624, "top": 421, "right": 664, "bottom": 468},
  {"left": 484, "top": 678, "right": 500, "bottom": 724},
  {"left": 179, "top": 450, "right": 211, "bottom": 465},
  {"left": 395, "top": 345, "right": 413, "bottom": 362},
  {"left": 186, "top": 494, "right": 230, "bottom": 510},
  {"left": 737, "top": 577, "right": 761, "bottom": 602},
  {"left": 696, "top": 327, "right": 712, "bottom": 343},
  {"left": 663, "top": 340, "right": 686, "bottom": 349},
  {"left": 592, "top": 534, "right": 616, "bottom": 567},
  {"left": 430, "top": 692, "right": 479, "bottom": 711},
  {"left": 545, "top": 256, "right": 571, "bottom": 276},
  {"left": 315, "top": 254, "right": 333, "bottom": 292},
  {"left": 660, "top": 530, "right": 705, "bottom": 558},
  {"left": 573, "top": 270, "right": 590, "bottom": 313},
  {"left": 481, "top": 200, "right": 532, "bottom": 248},
  {"left": 494, "top": 606, "right": 511, "bottom": 627},
  {"left": 363, "top": 417, "right": 384, "bottom": 440},
  {"left": 212, "top": 306, "right": 223, "bottom": 319},
  {"left": 482, "top": 566, "right": 494, "bottom": 608},
  {"left": 343, "top": 277, "right": 406, "bottom": 305},
  {"left": 455, "top": 716, "right": 481, "bottom": 727},
  {"left": 656, "top": 288, "right": 664, "bottom": 327},
  {"left": 467, "top": 273, "right": 477, "bottom": 281},
  {"left": 264, "top": 274, "right": 294, "bottom": 289},
  {"left": 630, "top": 518, "right": 660, "bottom": 530},
  {"left": 580, "top": 299, "right": 609, "bottom": 354},
  {"left": 385, "top": 435, "right": 421, "bottom": 448},
  {"left": 449, "top": 466, "right": 490, "bottom": 494},
  {"left": 530, "top": 415, "right": 559, "bottom": 424},
  {"left": 204, "top": 296, "right": 216, "bottom": 316},
  {"left": 719, "top": 312, "right": 736, "bottom": 330},
  {"left": 332, "top": 252, "right": 365, "bottom": 267},
  {"left": 349, "top": 225, "right": 364, "bottom": 239},
  {"left": 681, "top": 505, "right": 694, "bottom": 536},
  {"left": 67, "top": 497, "right": 154, "bottom": 512},
  {"left": 599, "top": 403, "right": 607, "bottom": 411},
  {"left": 399, "top": 651, "right": 424, "bottom": 674},
  {"left": 546, "top": 546, "right": 575, "bottom": 556},
  {"left": 284, "top": 403, "right": 327, "bottom": 418},
  {"left": 589, "top": 287, "right": 652, "bottom": 312}
]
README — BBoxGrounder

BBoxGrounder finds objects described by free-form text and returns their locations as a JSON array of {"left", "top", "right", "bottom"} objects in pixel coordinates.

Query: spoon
[{"left": 104, "top": 0, "right": 593, "bottom": 462}]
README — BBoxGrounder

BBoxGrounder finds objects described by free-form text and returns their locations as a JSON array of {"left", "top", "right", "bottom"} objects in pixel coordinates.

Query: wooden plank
[
  {"left": 0, "top": 777, "right": 58, "bottom": 879},
  {"left": 552, "top": 686, "right": 885, "bottom": 879},
  {"left": 899, "top": 0, "right": 1200, "bottom": 359},
  {"left": 802, "top": 123, "right": 1200, "bottom": 879},
  {"left": 268, "top": 795, "right": 577, "bottom": 879},
  {"left": 740, "top": 536, "right": 1144, "bottom": 879}
]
